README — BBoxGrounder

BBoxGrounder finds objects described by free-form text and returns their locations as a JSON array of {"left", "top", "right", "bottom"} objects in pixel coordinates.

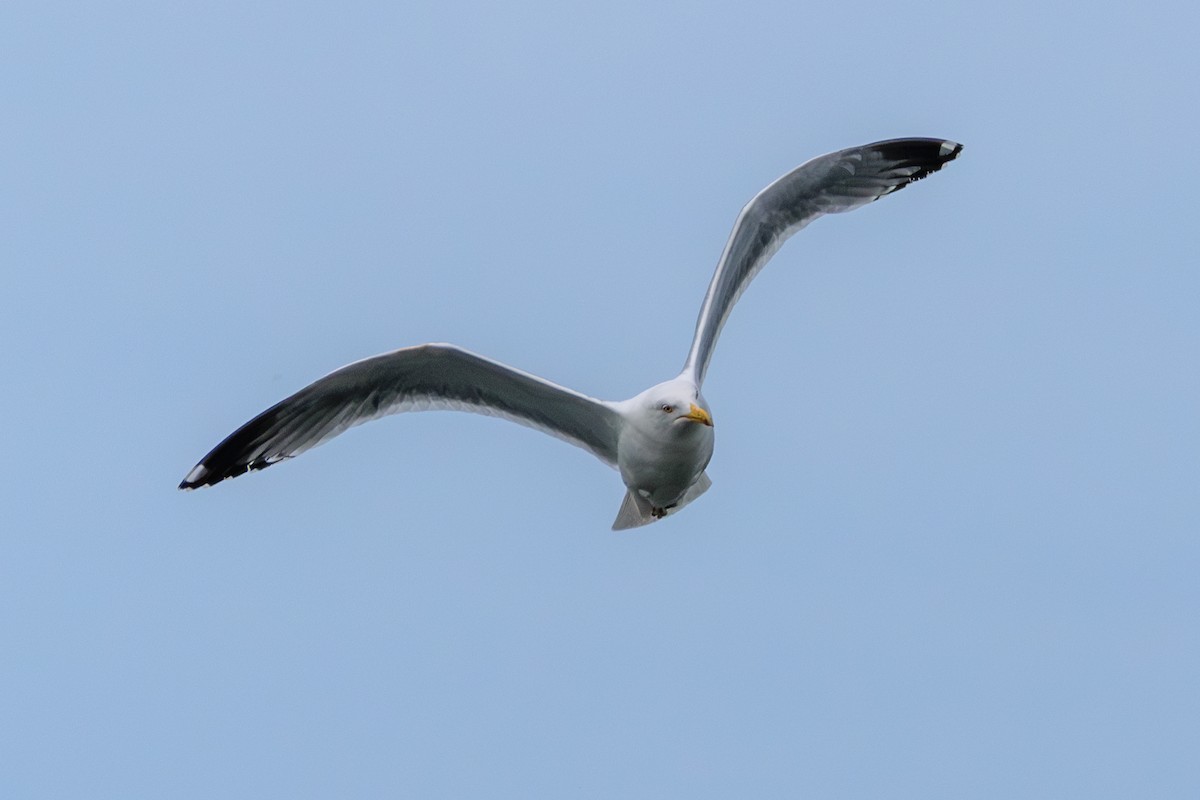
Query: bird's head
[{"left": 640, "top": 379, "right": 713, "bottom": 431}]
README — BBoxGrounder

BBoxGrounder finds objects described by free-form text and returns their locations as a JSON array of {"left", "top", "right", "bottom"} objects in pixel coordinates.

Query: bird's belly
[{"left": 617, "top": 431, "right": 713, "bottom": 509}]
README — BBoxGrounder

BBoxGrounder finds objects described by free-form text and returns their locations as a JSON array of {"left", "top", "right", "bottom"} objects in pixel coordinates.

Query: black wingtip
[
  {"left": 178, "top": 465, "right": 213, "bottom": 491},
  {"left": 178, "top": 458, "right": 257, "bottom": 491},
  {"left": 178, "top": 397, "right": 297, "bottom": 492},
  {"left": 937, "top": 140, "right": 964, "bottom": 166},
  {"left": 177, "top": 475, "right": 216, "bottom": 491},
  {"left": 872, "top": 137, "right": 963, "bottom": 182},
  {"left": 178, "top": 468, "right": 203, "bottom": 491}
]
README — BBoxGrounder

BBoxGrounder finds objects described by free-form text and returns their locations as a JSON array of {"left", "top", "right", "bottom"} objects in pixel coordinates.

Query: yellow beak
[{"left": 682, "top": 403, "right": 713, "bottom": 427}]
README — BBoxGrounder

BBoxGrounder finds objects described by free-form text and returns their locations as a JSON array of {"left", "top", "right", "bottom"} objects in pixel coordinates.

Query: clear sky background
[{"left": 3, "top": 1, "right": 1197, "bottom": 797}]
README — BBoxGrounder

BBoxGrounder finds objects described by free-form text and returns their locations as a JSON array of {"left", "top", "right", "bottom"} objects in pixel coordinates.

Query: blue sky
[{"left": 3, "top": 1, "right": 1198, "bottom": 797}]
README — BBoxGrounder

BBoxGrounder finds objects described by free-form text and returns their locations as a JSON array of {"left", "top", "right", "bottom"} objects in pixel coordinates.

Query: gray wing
[
  {"left": 179, "top": 343, "right": 622, "bottom": 489},
  {"left": 681, "top": 138, "right": 963, "bottom": 386}
]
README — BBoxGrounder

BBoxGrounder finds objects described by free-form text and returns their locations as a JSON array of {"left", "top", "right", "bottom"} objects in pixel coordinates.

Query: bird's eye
[{"left": 660, "top": 403, "right": 674, "bottom": 413}]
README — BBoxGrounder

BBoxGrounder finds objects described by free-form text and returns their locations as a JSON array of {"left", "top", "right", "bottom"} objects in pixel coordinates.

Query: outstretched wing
[
  {"left": 179, "top": 343, "right": 622, "bottom": 489},
  {"left": 681, "top": 138, "right": 962, "bottom": 386}
]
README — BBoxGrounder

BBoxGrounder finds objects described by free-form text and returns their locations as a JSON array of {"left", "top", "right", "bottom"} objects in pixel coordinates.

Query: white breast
[{"left": 615, "top": 416, "right": 714, "bottom": 509}]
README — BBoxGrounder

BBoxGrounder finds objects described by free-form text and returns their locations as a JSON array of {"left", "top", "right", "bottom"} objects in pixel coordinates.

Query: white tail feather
[
  {"left": 610, "top": 472, "right": 712, "bottom": 531},
  {"left": 612, "top": 489, "right": 656, "bottom": 531}
]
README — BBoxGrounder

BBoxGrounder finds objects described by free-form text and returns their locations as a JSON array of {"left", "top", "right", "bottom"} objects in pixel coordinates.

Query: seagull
[{"left": 180, "top": 137, "right": 962, "bottom": 529}]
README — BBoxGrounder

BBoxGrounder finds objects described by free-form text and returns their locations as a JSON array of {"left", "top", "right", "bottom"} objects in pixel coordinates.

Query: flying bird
[{"left": 180, "top": 137, "right": 962, "bottom": 529}]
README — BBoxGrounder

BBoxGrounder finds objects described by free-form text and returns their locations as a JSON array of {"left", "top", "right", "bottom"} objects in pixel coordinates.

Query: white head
[{"left": 631, "top": 378, "right": 713, "bottom": 433}]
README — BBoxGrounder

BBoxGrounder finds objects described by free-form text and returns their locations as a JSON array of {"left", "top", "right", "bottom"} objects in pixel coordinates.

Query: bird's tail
[
  {"left": 611, "top": 472, "right": 712, "bottom": 531},
  {"left": 612, "top": 489, "right": 656, "bottom": 530}
]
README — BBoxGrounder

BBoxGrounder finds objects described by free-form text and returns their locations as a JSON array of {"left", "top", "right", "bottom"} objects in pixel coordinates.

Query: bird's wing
[
  {"left": 681, "top": 138, "right": 962, "bottom": 386},
  {"left": 179, "top": 343, "right": 622, "bottom": 489}
]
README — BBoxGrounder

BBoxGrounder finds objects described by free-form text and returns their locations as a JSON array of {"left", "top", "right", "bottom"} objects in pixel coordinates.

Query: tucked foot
[{"left": 650, "top": 502, "right": 679, "bottom": 519}]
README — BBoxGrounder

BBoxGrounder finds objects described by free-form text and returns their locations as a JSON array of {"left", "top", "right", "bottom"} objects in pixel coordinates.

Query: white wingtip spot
[
  {"left": 184, "top": 464, "right": 208, "bottom": 484},
  {"left": 940, "top": 141, "right": 959, "bottom": 157}
]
